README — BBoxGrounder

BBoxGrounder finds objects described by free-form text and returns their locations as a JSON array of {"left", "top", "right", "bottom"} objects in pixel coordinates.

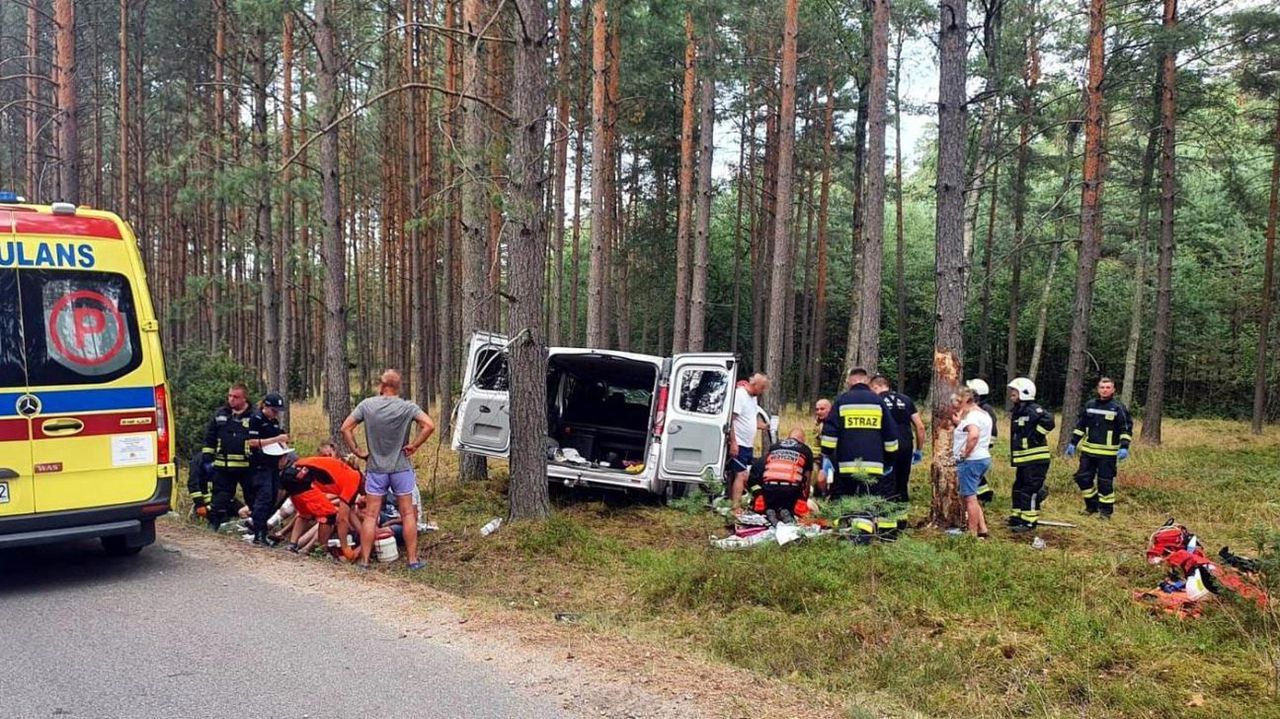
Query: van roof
[{"left": 0, "top": 203, "right": 125, "bottom": 240}]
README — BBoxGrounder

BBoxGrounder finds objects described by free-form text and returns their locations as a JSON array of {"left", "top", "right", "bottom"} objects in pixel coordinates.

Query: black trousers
[
  {"left": 1074, "top": 453, "right": 1117, "bottom": 515},
  {"left": 250, "top": 465, "right": 279, "bottom": 535},
  {"left": 210, "top": 468, "right": 253, "bottom": 528},
  {"left": 761, "top": 484, "right": 803, "bottom": 513},
  {"left": 1011, "top": 462, "right": 1048, "bottom": 524},
  {"left": 891, "top": 452, "right": 913, "bottom": 503}
]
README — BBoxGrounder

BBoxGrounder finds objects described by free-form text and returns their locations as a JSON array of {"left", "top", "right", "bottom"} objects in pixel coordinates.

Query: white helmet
[
  {"left": 965, "top": 378, "right": 990, "bottom": 396},
  {"left": 1007, "top": 377, "right": 1037, "bottom": 401}
]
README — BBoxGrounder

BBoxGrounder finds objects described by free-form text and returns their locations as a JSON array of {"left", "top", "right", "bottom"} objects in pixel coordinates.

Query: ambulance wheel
[{"left": 101, "top": 535, "right": 143, "bottom": 557}]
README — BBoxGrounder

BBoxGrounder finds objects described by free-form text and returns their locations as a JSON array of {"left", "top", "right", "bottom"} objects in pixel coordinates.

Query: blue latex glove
[
  {"left": 911, "top": 449, "right": 924, "bottom": 465},
  {"left": 1118, "top": 448, "right": 1129, "bottom": 461},
  {"left": 1065, "top": 444, "right": 1076, "bottom": 458}
]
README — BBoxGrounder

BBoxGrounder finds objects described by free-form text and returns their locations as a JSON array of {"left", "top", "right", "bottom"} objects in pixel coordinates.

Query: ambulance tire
[{"left": 102, "top": 519, "right": 155, "bottom": 557}]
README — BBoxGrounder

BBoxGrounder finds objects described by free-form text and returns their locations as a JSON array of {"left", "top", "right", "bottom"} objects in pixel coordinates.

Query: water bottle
[{"left": 480, "top": 518, "right": 503, "bottom": 536}]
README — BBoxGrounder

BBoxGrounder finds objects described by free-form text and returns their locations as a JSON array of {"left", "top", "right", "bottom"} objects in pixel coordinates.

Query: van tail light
[
  {"left": 154, "top": 384, "right": 171, "bottom": 464},
  {"left": 653, "top": 385, "right": 669, "bottom": 437}
]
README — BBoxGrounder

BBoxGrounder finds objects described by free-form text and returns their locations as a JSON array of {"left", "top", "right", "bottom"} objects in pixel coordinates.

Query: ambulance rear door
[{"left": 0, "top": 259, "right": 35, "bottom": 518}]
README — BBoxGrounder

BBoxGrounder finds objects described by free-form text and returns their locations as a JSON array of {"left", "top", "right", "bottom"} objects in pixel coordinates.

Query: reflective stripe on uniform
[
  {"left": 1079, "top": 441, "right": 1118, "bottom": 456},
  {"left": 837, "top": 460, "right": 885, "bottom": 476},
  {"left": 1119, "top": 433, "right": 1132, "bottom": 442},
  {"left": 884, "top": 439, "right": 899, "bottom": 453},
  {"left": 1035, "top": 425, "right": 1050, "bottom": 435},
  {"left": 820, "top": 435, "right": 838, "bottom": 449},
  {"left": 1080, "top": 486, "right": 1098, "bottom": 498},
  {"left": 839, "top": 403, "right": 884, "bottom": 430},
  {"left": 1098, "top": 492, "right": 1116, "bottom": 505}
]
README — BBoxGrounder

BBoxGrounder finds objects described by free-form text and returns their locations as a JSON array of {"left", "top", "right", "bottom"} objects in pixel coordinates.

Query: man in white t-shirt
[{"left": 728, "top": 373, "right": 769, "bottom": 512}]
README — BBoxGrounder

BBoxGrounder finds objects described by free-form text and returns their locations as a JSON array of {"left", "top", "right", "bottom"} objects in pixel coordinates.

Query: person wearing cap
[
  {"left": 965, "top": 379, "right": 998, "bottom": 504},
  {"left": 247, "top": 392, "right": 290, "bottom": 546}
]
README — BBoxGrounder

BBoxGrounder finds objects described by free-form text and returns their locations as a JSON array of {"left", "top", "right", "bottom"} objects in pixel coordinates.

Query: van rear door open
[
  {"left": 0, "top": 264, "right": 35, "bottom": 517},
  {"left": 452, "top": 332, "right": 511, "bottom": 458},
  {"left": 659, "top": 353, "right": 736, "bottom": 484}
]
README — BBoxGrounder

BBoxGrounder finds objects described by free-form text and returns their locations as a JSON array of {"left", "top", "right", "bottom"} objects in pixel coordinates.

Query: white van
[{"left": 451, "top": 332, "right": 767, "bottom": 498}]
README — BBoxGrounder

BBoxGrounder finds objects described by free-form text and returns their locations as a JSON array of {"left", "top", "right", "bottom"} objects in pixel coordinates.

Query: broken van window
[{"left": 677, "top": 368, "right": 728, "bottom": 416}]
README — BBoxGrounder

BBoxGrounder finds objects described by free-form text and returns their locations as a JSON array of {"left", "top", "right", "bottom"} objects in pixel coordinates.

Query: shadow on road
[{"left": 0, "top": 540, "right": 174, "bottom": 595}]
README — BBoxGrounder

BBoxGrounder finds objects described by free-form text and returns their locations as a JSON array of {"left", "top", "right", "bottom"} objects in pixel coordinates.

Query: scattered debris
[{"left": 480, "top": 518, "right": 503, "bottom": 536}]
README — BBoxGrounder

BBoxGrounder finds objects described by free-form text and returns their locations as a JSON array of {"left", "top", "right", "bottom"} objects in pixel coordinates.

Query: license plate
[{"left": 0, "top": 481, "right": 8, "bottom": 504}]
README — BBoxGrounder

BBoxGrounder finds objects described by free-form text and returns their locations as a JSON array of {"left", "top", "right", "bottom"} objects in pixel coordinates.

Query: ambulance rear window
[
  {"left": 0, "top": 270, "right": 23, "bottom": 389},
  {"left": 20, "top": 269, "right": 143, "bottom": 386}
]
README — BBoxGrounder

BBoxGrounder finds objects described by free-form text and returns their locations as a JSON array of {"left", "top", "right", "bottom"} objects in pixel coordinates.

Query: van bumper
[{"left": 0, "top": 478, "right": 171, "bottom": 549}]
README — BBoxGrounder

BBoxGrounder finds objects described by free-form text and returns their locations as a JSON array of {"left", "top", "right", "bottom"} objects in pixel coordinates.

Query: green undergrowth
[{"left": 291, "top": 407, "right": 1280, "bottom": 717}]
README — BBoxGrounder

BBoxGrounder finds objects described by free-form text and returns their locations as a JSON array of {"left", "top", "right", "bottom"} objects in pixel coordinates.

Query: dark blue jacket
[{"left": 820, "top": 383, "right": 899, "bottom": 480}]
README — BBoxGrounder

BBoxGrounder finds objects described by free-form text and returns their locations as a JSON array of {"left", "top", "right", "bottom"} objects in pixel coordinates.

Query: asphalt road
[{"left": 0, "top": 537, "right": 578, "bottom": 719}]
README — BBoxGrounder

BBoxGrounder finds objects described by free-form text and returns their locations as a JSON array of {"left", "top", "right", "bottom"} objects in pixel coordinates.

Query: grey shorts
[{"left": 365, "top": 469, "right": 416, "bottom": 497}]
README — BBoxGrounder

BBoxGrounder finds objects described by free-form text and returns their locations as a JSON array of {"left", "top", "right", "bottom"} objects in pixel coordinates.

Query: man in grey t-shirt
[{"left": 341, "top": 369, "right": 435, "bottom": 569}]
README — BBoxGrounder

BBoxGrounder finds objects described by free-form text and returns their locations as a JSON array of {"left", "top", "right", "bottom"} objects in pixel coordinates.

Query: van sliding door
[
  {"left": 0, "top": 266, "right": 35, "bottom": 517},
  {"left": 659, "top": 353, "right": 736, "bottom": 483},
  {"left": 451, "top": 332, "right": 512, "bottom": 458}
]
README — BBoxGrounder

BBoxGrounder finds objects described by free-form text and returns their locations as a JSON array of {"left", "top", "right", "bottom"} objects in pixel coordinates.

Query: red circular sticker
[{"left": 47, "top": 290, "right": 127, "bottom": 367}]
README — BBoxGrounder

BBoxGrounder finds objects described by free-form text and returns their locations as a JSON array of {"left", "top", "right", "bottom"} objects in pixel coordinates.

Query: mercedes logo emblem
[{"left": 15, "top": 394, "right": 41, "bottom": 418}]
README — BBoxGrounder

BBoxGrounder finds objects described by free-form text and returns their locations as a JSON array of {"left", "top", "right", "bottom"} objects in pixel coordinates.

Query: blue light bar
[{"left": 0, "top": 191, "right": 18, "bottom": 202}]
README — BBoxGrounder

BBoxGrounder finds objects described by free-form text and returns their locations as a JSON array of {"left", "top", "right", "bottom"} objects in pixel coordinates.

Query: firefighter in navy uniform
[
  {"left": 247, "top": 392, "right": 290, "bottom": 545},
  {"left": 869, "top": 375, "right": 926, "bottom": 502},
  {"left": 821, "top": 368, "right": 899, "bottom": 498},
  {"left": 202, "top": 383, "right": 255, "bottom": 529},
  {"left": 1006, "top": 377, "right": 1054, "bottom": 532},
  {"left": 966, "top": 379, "right": 998, "bottom": 503},
  {"left": 1066, "top": 377, "right": 1132, "bottom": 519}
]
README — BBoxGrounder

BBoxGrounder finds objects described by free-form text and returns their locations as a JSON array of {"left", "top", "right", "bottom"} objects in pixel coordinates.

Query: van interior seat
[{"left": 548, "top": 353, "right": 658, "bottom": 467}]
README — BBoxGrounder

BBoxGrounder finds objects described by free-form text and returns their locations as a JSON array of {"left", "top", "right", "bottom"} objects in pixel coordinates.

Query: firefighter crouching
[
  {"left": 1006, "top": 377, "right": 1054, "bottom": 532},
  {"left": 1065, "top": 376, "right": 1133, "bottom": 519},
  {"left": 821, "top": 367, "right": 899, "bottom": 498},
  {"left": 202, "top": 383, "right": 256, "bottom": 529}
]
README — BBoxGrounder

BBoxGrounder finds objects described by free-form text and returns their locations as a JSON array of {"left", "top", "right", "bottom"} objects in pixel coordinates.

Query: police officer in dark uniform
[
  {"left": 1066, "top": 377, "right": 1132, "bottom": 519},
  {"left": 869, "top": 374, "right": 926, "bottom": 502},
  {"left": 247, "top": 392, "right": 289, "bottom": 545},
  {"left": 820, "top": 368, "right": 899, "bottom": 498},
  {"left": 202, "top": 383, "right": 255, "bottom": 529}
]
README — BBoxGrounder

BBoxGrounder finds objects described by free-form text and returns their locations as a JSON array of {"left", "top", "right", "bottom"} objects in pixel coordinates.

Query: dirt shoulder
[{"left": 160, "top": 521, "right": 857, "bottom": 719}]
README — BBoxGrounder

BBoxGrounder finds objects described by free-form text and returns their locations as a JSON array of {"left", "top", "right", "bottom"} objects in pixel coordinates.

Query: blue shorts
[
  {"left": 729, "top": 447, "right": 753, "bottom": 473},
  {"left": 365, "top": 469, "right": 417, "bottom": 498},
  {"left": 957, "top": 458, "right": 992, "bottom": 498}
]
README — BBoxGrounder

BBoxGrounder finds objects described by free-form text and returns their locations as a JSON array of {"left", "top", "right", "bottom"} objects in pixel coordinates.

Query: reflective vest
[
  {"left": 761, "top": 439, "right": 813, "bottom": 486},
  {"left": 820, "top": 384, "right": 899, "bottom": 478},
  {"left": 1009, "top": 401, "right": 1054, "bottom": 466},
  {"left": 1070, "top": 398, "right": 1132, "bottom": 457}
]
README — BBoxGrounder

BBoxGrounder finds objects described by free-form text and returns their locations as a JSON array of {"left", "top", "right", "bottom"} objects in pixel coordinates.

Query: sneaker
[
  {"left": 764, "top": 509, "right": 779, "bottom": 526},
  {"left": 406, "top": 560, "right": 427, "bottom": 571},
  {"left": 252, "top": 533, "right": 266, "bottom": 547},
  {"left": 1010, "top": 523, "right": 1034, "bottom": 534},
  {"left": 285, "top": 543, "right": 301, "bottom": 554},
  {"left": 779, "top": 509, "right": 794, "bottom": 524}
]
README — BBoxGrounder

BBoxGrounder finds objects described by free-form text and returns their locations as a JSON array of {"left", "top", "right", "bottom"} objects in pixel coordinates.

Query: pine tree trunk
[
  {"left": 844, "top": 72, "right": 870, "bottom": 372},
  {"left": 690, "top": 16, "right": 717, "bottom": 353},
  {"left": 254, "top": 26, "right": 278, "bottom": 395},
  {"left": 856, "top": 0, "right": 890, "bottom": 373},
  {"left": 1007, "top": 21, "right": 1038, "bottom": 394},
  {"left": 54, "top": 0, "right": 79, "bottom": 203},
  {"left": 26, "top": 3, "right": 39, "bottom": 199},
  {"left": 1252, "top": 100, "right": 1280, "bottom": 433},
  {"left": 118, "top": 0, "right": 129, "bottom": 215},
  {"left": 1143, "top": 0, "right": 1179, "bottom": 443},
  {"left": 507, "top": 0, "right": 552, "bottom": 520},
  {"left": 279, "top": 11, "right": 296, "bottom": 405},
  {"left": 672, "top": 12, "right": 697, "bottom": 355},
  {"left": 977, "top": 150, "right": 999, "bottom": 381},
  {"left": 585, "top": 0, "right": 608, "bottom": 347},
  {"left": 547, "top": 0, "right": 572, "bottom": 346},
  {"left": 929, "top": 0, "right": 968, "bottom": 530},
  {"left": 893, "top": 29, "right": 907, "bottom": 390},
  {"left": 1122, "top": 100, "right": 1160, "bottom": 409},
  {"left": 813, "top": 83, "right": 835, "bottom": 394},
  {"left": 314, "top": 0, "right": 351, "bottom": 444},
  {"left": 437, "top": 0, "right": 460, "bottom": 434},
  {"left": 1058, "top": 0, "right": 1107, "bottom": 452},
  {"left": 731, "top": 84, "right": 752, "bottom": 356},
  {"left": 1029, "top": 119, "right": 1079, "bottom": 383},
  {"left": 764, "top": 0, "right": 798, "bottom": 405}
]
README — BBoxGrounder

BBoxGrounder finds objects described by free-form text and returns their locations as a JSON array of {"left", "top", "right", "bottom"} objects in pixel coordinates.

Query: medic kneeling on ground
[
  {"left": 751, "top": 428, "right": 819, "bottom": 525},
  {"left": 266, "top": 445, "right": 362, "bottom": 558}
]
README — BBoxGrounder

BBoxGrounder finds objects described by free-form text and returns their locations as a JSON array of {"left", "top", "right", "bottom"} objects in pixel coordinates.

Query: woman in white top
[{"left": 952, "top": 386, "right": 993, "bottom": 538}]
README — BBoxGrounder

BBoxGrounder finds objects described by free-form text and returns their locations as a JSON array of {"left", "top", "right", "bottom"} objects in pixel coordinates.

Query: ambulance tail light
[
  {"left": 155, "top": 384, "right": 171, "bottom": 464},
  {"left": 653, "top": 385, "right": 669, "bottom": 437}
]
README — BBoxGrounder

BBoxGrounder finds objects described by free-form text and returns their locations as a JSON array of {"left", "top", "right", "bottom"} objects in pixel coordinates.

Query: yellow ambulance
[{"left": 0, "top": 195, "right": 175, "bottom": 555}]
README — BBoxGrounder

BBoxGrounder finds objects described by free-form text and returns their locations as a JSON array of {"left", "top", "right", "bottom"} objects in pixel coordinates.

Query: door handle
[
  {"left": 41, "top": 418, "right": 85, "bottom": 436},
  {"left": 0, "top": 468, "right": 16, "bottom": 480}
]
